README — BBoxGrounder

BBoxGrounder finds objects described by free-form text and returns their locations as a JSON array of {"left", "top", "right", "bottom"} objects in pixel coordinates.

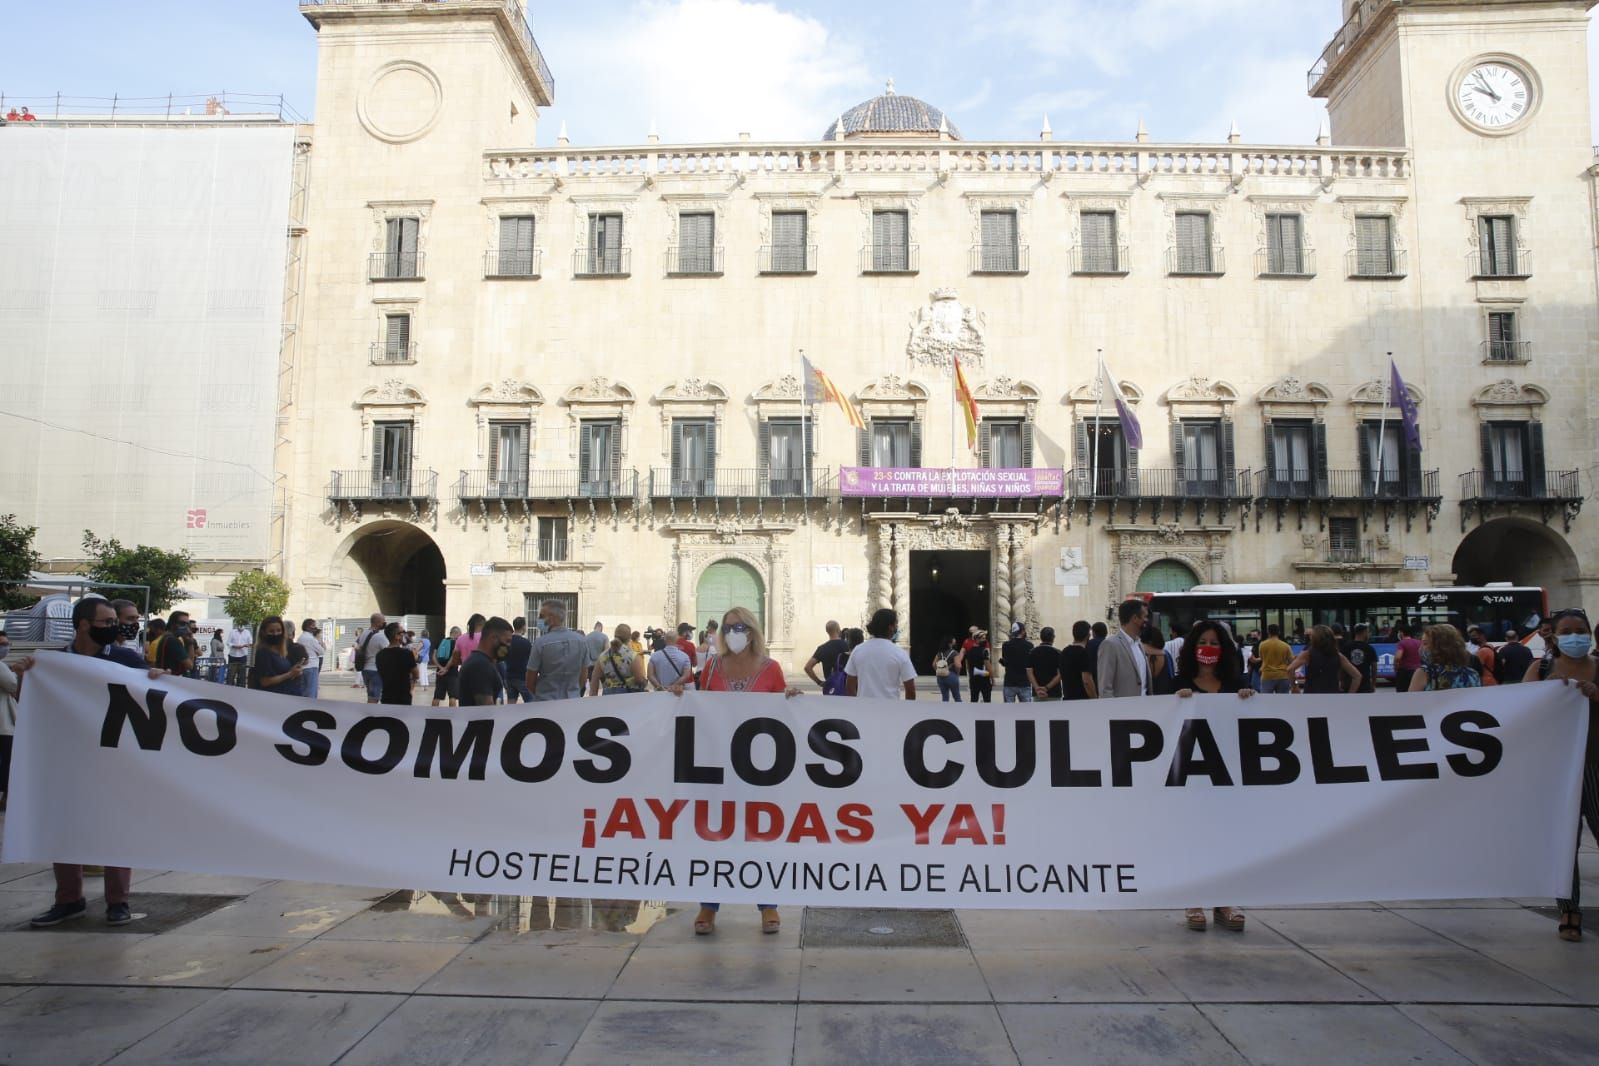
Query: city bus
[{"left": 1143, "top": 584, "right": 1547, "bottom": 682}]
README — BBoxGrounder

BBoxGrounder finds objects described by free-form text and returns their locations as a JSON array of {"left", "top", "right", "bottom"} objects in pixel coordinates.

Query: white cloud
[{"left": 544, "top": 0, "right": 873, "bottom": 144}]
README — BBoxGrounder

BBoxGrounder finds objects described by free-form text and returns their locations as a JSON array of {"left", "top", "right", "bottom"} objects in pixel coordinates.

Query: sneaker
[
  {"left": 106, "top": 903, "right": 134, "bottom": 926},
  {"left": 30, "top": 900, "right": 87, "bottom": 927}
]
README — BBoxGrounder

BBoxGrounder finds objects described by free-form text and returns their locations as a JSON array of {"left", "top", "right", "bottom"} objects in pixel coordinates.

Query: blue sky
[{"left": 4, "top": 1, "right": 1597, "bottom": 146}]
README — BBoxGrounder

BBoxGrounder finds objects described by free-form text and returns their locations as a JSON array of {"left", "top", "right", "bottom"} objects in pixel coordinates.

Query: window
[
  {"left": 1359, "top": 420, "right": 1422, "bottom": 498},
  {"left": 769, "top": 211, "right": 811, "bottom": 273},
  {"left": 762, "top": 418, "right": 810, "bottom": 495},
  {"left": 1477, "top": 215, "right": 1519, "bottom": 277},
  {"left": 864, "top": 419, "right": 917, "bottom": 468},
  {"left": 980, "top": 420, "right": 1031, "bottom": 469},
  {"left": 870, "top": 209, "right": 910, "bottom": 272},
  {"left": 487, "top": 421, "right": 528, "bottom": 496},
  {"left": 1265, "top": 213, "right": 1305, "bottom": 275},
  {"left": 380, "top": 313, "right": 411, "bottom": 363},
  {"left": 1328, "top": 517, "right": 1361, "bottom": 563},
  {"left": 537, "top": 516, "right": 568, "bottom": 562},
  {"left": 1268, "top": 420, "right": 1318, "bottom": 495},
  {"left": 671, "top": 419, "right": 716, "bottom": 494},
  {"left": 1482, "top": 421, "right": 1543, "bottom": 497},
  {"left": 585, "top": 213, "right": 625, "bottom": 275},
  {"left": 1174, "top": 212, "right": 1215, "bottom": 274},
  {"left": 372, "top": 421, "right": 413, "bottom": 497},
  {"left": 1075, "top": 420, "right": 1135, "bottom": 495},
  {"left": 496, "top": 216, "right": 537, "bottom": 276},
  {"left": 676, "top": 212, "right": 717, "bottom": 274},
  {"left": 381, "top": 217, "right": 420, "bottom": 279},
  {"left": 1078, "top": 210, "right": 1121, "bottom": 273},
  {"left": 1486, "top": 311, "right": 1520, "bottom": 362},
  {"left": 978, "top": 209, "right": 1020, "bottom": 272},
  {"left": 578, "top": 419, "right": 621, "bottom": 496},
  {"left": 1174, "top": 419, "right": 1231, "bottom": 495},
  {"left": 1354, "top": 215, "right": 1395, "bottom": 276}
]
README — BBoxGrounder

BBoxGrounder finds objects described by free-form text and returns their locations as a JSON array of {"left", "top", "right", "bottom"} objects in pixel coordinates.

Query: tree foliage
[
  {"left": 222, "top": 569, "right": 291, "bottom": 627},
  {"left": 0, "top": 514, "right": 41, "bottom": 610},
  {"left": 80, "top": 532, "right": 194, "bottom": 616}
]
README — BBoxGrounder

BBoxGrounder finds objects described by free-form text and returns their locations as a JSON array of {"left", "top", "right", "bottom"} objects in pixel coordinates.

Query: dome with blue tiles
[{"left": 823, "top": 80, "right": 961, "bottom": 141}]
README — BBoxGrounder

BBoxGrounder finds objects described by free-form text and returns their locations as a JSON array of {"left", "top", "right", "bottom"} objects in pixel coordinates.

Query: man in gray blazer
[{"left": 1097, "top": 599, "right": 1153, "bottom": 699}]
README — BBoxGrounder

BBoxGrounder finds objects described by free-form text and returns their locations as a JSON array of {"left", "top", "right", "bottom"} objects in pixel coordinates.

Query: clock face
[{"left": 1455, "top": 62, "right": 1532, "bottom": 131}]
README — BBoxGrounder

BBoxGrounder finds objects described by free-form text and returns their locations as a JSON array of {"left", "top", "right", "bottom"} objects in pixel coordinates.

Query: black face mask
[
  {"left": 172, "top": 624, "right": 190, "bottom": 637},
  {"left": 263, "top": 631, "right": 284, "bottom": 645},
  {"left": 89, "top": 625, "right": 120, "bottom": 647},
  {"left": 119, "top": 622, "right": 140, "bottom": 641}
]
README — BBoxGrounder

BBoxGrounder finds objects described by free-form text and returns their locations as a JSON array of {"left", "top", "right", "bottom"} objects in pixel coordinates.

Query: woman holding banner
[
  {"left": 667, "top": 606, "right": 799, "bottom": 936},
  {"left": 1174, "top": 621, "right": 1255, "bottom": 932},
  {"left": 1525, "top": 608, "right": 1599, "bottom": 941}
]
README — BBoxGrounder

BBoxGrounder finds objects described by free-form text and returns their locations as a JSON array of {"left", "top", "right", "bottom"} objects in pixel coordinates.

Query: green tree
[
  {"left": 0, "top": 514, "right": 42, "bottom": 610},
  {"left": 222, "top": 569, "right": 291, "bottom": 628},
  {"left": 80, "top": 532, "right": 194, "bottom": 616}
]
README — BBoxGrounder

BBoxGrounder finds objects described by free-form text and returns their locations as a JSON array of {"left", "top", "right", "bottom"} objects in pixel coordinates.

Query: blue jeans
[
  {"left": 937, "top": 675, "right": 962, "bottom": 701},
  {"left": 1003, "top": 685, "right": 1034, "bottom": 703},
  {"left": 302, "top": 666, "right": 320, "bottom": 700},
  {"left": 1260, "top": 679, "right": 1291, "bottom": 695},
  {"left": 505, "top": 680, "right": 532, "bottom": 703},
  {"left": 361, "top": 669, "right": 383, "bottom": 701}
]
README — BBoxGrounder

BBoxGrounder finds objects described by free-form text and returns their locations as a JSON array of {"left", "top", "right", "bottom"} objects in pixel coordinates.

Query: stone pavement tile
[
  {"left": 1466, "top": 948, "right": 1599, "bottom": 1004},
  {"left": 418, "top": 943, "right": 632, "bottom": 999},
  {"left": 1314, "top": 948, "right": 1569, "bottom": 1004},
  {"left": 958, "top": 910, "right": 1157, "bottom": 951},
  {"left": 1201, "top": 1004, "right": 1471, "bottom": 1065},
  {"left": 799, "top": 947, "right": 991, "bottom": 1003},
  {"left": 608, "top": 945, "right": 802, "bottom": 1002},
  {"left": 315, "top": 904, "right": 499, "bottom": 944},
  {"left": 171, "top": 892, "right": 373, "bottom": 939},
  {"left": 638, "top": 903, "right": 802, "bottom": 949},
  {"left": 796, "top": 1003, "right": 1017, "bottom": 1066},
  {"left": 0, "top": 986, "right": 32, "bottom": 1006},
  {"left": 130, "top": 873, "right": 280, "bottom": 895},
  {"left": 13, "top": 932, "right": 297, "bottom": 988},
  {"left": 999, "top": 1003, "right": 1244, "bottom": 1066},
  {"left": 1380, "top": 897, "right": 1520, "bottom": 909},
  {"left": 0, "top": 986, "right": 217, "bottom": 1066},
  {"left": 976, "top": 948, "right": 1186, "bottom": 1004},
  {"left": 0, "top": 864, "right": 51, "bottom": 888},
  {"left": 244, "top": 880, "right": 390, "bottom": 901},
  {"left": 1397, "top": 905, "right": 1560, "bottom": 952},
  {"left": 566, "top": 1002, "right": 796, "bottom": 1066},
  {"left": 1256, "top": 908, "right": 1460, "bottom": 951},
  {"left": 103, "top": 989, "right": 403, "bottom": 1066},
  {"left": 0, "top": 930, "right": 155, "bottom": 982},
  {"left": 0, "top": 890, "right": 48, "bottom": 930},
  {"left": 337, "top": 995, "right": 596, "bottom": 1066},
  {"left": 0, "top": 868, "right": 137, "bottom": 895},
  {"left": 1398, "top": 1004, "right": 1599, "bottom": 1066},
  {"left": 238, "top": 939, "right": 464, "bottom": 994},
  {"left": 1154, "top": 946, "right": 1376, "bottom": 1003}
]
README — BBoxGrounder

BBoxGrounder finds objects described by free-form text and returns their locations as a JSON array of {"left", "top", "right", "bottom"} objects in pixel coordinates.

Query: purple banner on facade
[{"left": 839, "top": 467, "right": 1065, "bottom": 498}]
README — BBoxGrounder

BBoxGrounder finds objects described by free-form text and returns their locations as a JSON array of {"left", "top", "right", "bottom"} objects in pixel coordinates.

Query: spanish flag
[
  {"left": 954, "top": 356, "right": 979, "bottom": 452},
  {"left": 802, "top": 355, "right": 865, "bottom": 429}
]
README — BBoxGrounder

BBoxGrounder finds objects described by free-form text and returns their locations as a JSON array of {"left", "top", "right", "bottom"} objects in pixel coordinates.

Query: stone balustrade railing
[{"left": 484, "top": 141, "right": 1408, "bottom": 184}]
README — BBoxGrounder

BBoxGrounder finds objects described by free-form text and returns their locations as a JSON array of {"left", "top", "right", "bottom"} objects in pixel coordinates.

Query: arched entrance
[
  {"left": 1137, "top": 559, "right": 1200, "bottom": 594},
  {"left": 696, "top": 560, "right": 765, "bottom": 634},
  {"left": 331, "top": 520, "right": 447, "bottom": 622},
  {"left": 1452, "top": 518, "right": 1581, "bottom": 608}
]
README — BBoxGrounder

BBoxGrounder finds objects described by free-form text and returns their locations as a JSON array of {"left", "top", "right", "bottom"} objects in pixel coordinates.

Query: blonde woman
[
  {"left": 667, "top": 606, "right": 800, "bottom": 935},
  {"left": 1406, "top": 625, "right": 1482, "bottom": 692},
  {"left": 589, "top": 624, "right": 648, "bottom": 696}
]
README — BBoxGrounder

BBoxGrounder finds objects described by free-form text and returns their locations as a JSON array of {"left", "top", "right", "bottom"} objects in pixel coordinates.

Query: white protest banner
[{"left": 3, "top": 653, "right": 1588, "bottom": 909}]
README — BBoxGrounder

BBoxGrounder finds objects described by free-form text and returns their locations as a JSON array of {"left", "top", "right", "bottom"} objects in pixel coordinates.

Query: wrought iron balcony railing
[
  {"left": 970, "top": 244, "right": 1029, "bottom": 274},
  {"left": 1460, "top": 469, "right": 1581, "bottom": 502},
  {"left": 458, "top": 469, "right": 638, "bottom": 501},
  {"left": 1347, "top": 247, "right": 1407, "bottom": 279},
  {"left": 860, "top": 244, "right": 920, "bottom": 275},
  {"left": 1255, "top": 247, "right": 1316, "bottom": 278},
  {"left": 1470, "top": 247, "right": 1531, "bottom": 280},
  {"left": 368, "top": 251, "right": 424, "bottom": 281},
  {"left": 328, "top": 469, "right": 438, "bottom": 503},
  {"left": 1071, "top": 244, "right": 1130, "bottom": 276},
  {"left": 1166, "top": 247, "right": 1225, "bottom": 277},
  {"left": 1070, "top": 468, "right": 1252, "bottom": 499},
  {"left": 1254, "top": 469, "right": 1442, "bottom": 501},
  {"left": 759, "top": 243, "right": 817, "bottom": 274},
  {"left": 649, "top": 467, "right": 833, "bottom": 499},
  {"left": 666, "top": 245, "right": 725, "bottom": 276},
  {"left": 573, "top": 247, "right": 631, "bottom": 277},
  {"left": 484, "top": 248, "right": 542, "bottom": 278},
  {"left": 369, "top": 340, "right": 416, "bottom": 365},
  {"left": 1483, "top": 339, "right": 1531, "bottom": 363}
]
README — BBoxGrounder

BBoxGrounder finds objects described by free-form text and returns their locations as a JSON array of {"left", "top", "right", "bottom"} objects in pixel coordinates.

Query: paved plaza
[{"left": 0, "top": 806, "right": 1595, "bottom": 1065}]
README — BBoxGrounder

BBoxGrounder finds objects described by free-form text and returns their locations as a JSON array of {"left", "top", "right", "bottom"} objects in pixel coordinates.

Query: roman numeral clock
[{"left": 1450, "top": 55, "right": 1539, "bottom": 135}]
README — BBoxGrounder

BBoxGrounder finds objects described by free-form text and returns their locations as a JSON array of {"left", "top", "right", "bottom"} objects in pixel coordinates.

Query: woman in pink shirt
[{"left": 1393, "top": 624, "right": 1423, "bottom": 692}]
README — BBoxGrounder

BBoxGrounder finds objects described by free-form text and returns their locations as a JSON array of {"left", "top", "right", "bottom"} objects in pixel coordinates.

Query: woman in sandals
[
  {"left": 668, "top": 606, "right": 801, "bottom": 936},
  {"left": 1523, "top": 608, "right": 1599, "bottom": 941},
  {"left": 588, "top": 624, "right": 648, "bottom": 697},
  {"left": 1172, "top": 620, "right": 1255, "bottom": 932}
]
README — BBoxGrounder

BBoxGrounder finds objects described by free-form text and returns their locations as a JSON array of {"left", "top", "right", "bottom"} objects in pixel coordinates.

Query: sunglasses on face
[{"left": 723, "top": 623, "right": 752, "bottom": 634}]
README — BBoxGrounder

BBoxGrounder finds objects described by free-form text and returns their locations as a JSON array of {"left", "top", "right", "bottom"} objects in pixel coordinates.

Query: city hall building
[{"left": 279, "top": 0, "right": 1599, "bottom": 669}]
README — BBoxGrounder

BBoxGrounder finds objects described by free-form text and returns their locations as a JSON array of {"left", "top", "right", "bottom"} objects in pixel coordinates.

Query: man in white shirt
[
  {"left": 1163, "top": 623, "right": 1186, "bottom": 667},
  {"left": 357, "top": 612, "right": 389, "bottom": 703},
  {"left": 845, "top": 608, "right": 917, "bottom": 700},
  {"left": 226, "top": 621, "right": 253, "bottom": 688}
]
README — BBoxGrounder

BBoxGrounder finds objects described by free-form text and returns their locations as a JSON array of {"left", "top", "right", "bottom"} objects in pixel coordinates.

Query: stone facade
[{"left": 281, "top": 0, "right": 1599, "bottom": 667}]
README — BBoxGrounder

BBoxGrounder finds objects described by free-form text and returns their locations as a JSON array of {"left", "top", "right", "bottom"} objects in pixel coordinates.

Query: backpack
[
  {"left": 435, "top": 637, "right": 454, "bottom": 667},
  {"left": 934, "top": 649, "right": 955, "bottom": 678},
  {"left": 823, "top": 646, "right": 850, "bottom": 696},
  {"left": 353, "top": 630, "right": 378, "bottom": 671}
]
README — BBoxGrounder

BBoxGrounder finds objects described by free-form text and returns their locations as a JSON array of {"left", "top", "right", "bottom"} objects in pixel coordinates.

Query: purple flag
[
  {"left": 1390, "top": 359, "right": 1421, "bottom": 452},
  {"left": 1098, "top": 360, "right": 1143, "bottom": 450}
]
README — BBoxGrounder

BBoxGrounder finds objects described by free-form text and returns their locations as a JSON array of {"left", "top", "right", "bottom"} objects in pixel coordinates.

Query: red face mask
[{"left": 1195, "top": 646, "right": 1223, "bottom": 666}]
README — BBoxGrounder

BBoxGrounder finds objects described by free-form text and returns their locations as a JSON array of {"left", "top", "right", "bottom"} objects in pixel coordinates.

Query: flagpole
[
  {"left": 800, "top": 348, "right": 814, "bottom": 561},
  {"left": 1093, "top": 349, "right": 1105, "bottom": 497},
  {"left": 1374, "top": 351, "right": 1392, "bottom": 498},
  {"left": 949, "top": 359, "right": 957, "bottom": 474}
]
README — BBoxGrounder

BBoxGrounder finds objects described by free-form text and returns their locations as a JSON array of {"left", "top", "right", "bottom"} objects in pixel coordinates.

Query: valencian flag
[
  {"left": 1389, "top": 357, "right": 1422, "bottom": 451},
  {"left": 802, "top": 355, "right": 865, "bottom": 429},
  {"left": 1097, "top": 355, "right": 1144, "bottom": 450},
  {"left": 953, "top": 356, "right": 979, "bottom": 451}
]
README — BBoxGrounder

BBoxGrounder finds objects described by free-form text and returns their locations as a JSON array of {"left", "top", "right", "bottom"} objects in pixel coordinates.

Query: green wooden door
[
  {"left": 1136, "top": 560, "right": 1199, "bottom": 594},
  {"left": 696, "top": 560, "right": 765, "bottom": 634}
]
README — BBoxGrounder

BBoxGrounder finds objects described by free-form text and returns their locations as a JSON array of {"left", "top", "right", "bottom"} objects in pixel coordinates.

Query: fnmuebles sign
[{"left": 3, "top": 655, "right": 1587, "bottom": 909}]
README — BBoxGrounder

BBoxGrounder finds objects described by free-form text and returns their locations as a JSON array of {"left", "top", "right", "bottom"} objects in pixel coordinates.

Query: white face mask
[{"left": 724, "top": 631, "right": 751, "bottom": 655}]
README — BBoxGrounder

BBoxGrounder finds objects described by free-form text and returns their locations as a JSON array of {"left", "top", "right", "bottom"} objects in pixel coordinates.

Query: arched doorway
[
  {"left": 1137, "top": 559, "right": 1199, "bottom": 594},
  {"left": 696, "top": 560, "right": 765, "bottom": 634},
  {"left": 1452, "top": 518, "right": 1581, "bottom": 609},
  {"left": 332, "top": 520, "right": 447, "bottom": 623}
]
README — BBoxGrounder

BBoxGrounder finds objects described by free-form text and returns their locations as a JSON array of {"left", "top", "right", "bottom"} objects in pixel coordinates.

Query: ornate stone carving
[
  {"left": 1162, "top": 377, "right": 1239, "bottom": 405},
  {"left": 1471, "top": 380, "right": 1549, "bottom": 407},
  {"left": 565, "top": 376, "right": 635, "bottom": 404},
  {"left": 1257, "top": 377, "right": 1332, "bottom": 406},
  {"left": 907, "top": 289, "right": 987, "bottom": 370},
  {"left": 753, "top": 375, "right": 803, "bottom": 401},
  {"left": 858, "top": 375, "right": 931, "bottom": 404},
  {"left": 358, "top": 379, "right": 426, "bottom": 407},
  {"left": 471, "top": 380, "right": 543, "bottom": 406},
  {"left": 654, "top": 378, "right": 729, "bottom": 404},
  {"left": 1066, "top": 378, "right": 1143, "bottom": 406},
  {"left": 1350, "top": 378, "right": 1424, "bottom": 406}
]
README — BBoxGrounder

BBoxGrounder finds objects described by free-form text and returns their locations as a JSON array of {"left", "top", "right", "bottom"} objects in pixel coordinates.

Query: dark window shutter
[
  {"left": 671, "top": 421, "right": 684, "bottom": 478},
  {"left": 980, "top": 210, "right": 1018, "bottom": 271},
  {"left": 873, "top": 210, "right": 908, "bottom": 270},
  {"left": 1479, "top": 423, "right": 1494, "bottom": 487},
  {"left": 1125, "top": 426, "right": 1139, "bottom": 494},
  {"left": 1021, "top": 420, "right": 1034, "bottom": 467},
  {"left": 679, "top": 212, "right": 714, "bottom": 272},
  {"left": 608, "top": 421, "right": 622, "bottom": 488},
  {"left": 1404, "top": 434, "right": 1423, "bottom": 497},
  {"left": 1312, "top": 422, "right": 1329, "bottom": 495},
  {"left": 758, "top": 420, "right": 772, "bottom": 480},
  {"left": 705, "top": 421, "right": 718, "bottom": 476},
  {"left": 978, "top": 422, "right": 993, "bottom": 468},
  {"left": 772, "top": 211, "right": 807, "bottom": 271},
  {"left": 1081, "top": 211, "right": 1117, "bottom": 272},
  {"left": 857, "top": 426, "right": 871, "bottom": 468},
  {"left": 909, "top": 421, "right": 923, "bottom": 468},
  {"left": 1221, "top": 421, "right": 1236, "bottom": 485},
  {"left": 579, "top": 423, "right": 593, "bottom": 484},
  {"left": 371, "top": 425, "right": 384, "bottom": 480},
  {"left": 1356, "top": 216, "right": 1392, "bottom": 275},
  {"left": 1528, "top": 422, "right": 1546, "bottom": 496},
  {"left": 385, "top": 313, "right": 409, "bottom": 356},
  {"left": 1358, "top": 422, "right": 1374, "bottom": 491},
  {"left": 1073, "top": 421, "right": 1089, "bottom": 490},
  {"left": 1176, "top": 212, "right": 1211, "bottom": 272},
  {"left": 1170, "top": 422, "right": 1187, "bottom": 480}
]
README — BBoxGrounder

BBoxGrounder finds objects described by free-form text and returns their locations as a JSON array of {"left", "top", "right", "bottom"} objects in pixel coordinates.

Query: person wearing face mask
[
  {"left": 525, "top": 600, "right": 592, "bottom": 702},
  {"left": 460, "top": 616, "right": 513, "bottom": 707},
  {"left": 11, "top": 597, "right": 162, "bottom": 926},
  {"left": 1525, "top": 608, "right": 1599, "bottom": 941},
  {"left": 0, "top": 630, "right": 15, "bottom": 811},
  {"left": 151, "top": 611, "right": 196, "bottom": 679},
  {"left": 248, "top": 616, "right": 303, "bottom": 696},
  {"left": 374, "top": 621, "right": 419, "bottom": 705},
  {"left": 844, "top": 607, "right": 918, "bottom": 700},
  {"left": 1173, "top": 620, "right": 1256, "bottom": 931},
  {"left": 296, "top": 619, "right": 326, "bottom": 699}
]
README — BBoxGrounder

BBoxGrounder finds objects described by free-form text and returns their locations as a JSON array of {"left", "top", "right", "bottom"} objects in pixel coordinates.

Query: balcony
[
  {"left": 484, "top": 248, "right": 542, "bottom": 278},
  {"left": 1470, "top": 247, "right": 1532, "bottom": 281},
  {"left": 860, "top": 244, "right": 919, "bottom": 275},
  {"left": 1460, "top": 469, "right": 1583, "bottom": 532},
  {"left": 1309, "top": 0, "right": 1384, "bottom": 96},
  {"left": 665, "top": 246, "right": 725, "bottom": 277},
  {"left": 1483, "top": 339, "right": 1531, "bottom": 364},
  {"left": 1166, "top": 247, "right": 1225, "bottom": 277},
  {"left": 457, "top": 468, "right": 639, "bottom": 517},
  {"left": 1255, "top": 248, "right": 1316, "bottom": 279},
  {"left": 759, "top": 243, "right": 816, "bottom": 275},
  {"left": 573, "top": 248, "right": 631, "bottom": 278},
  {"left": 369, "top": 251, "right": 424, "bottom": 282},
  {"left": 1347, "top": 248, "right": 1407, "bottom": 280},
  {"left": 1255, "top": 469, "right": 1443, "bottom": 533},
  {"left": 1067, "top": 467, "right": 1252, "bottom": 523},
  {"left": 649, "top": 467, "right": 834, "bottom": 515},
  {"left": 369, "top": 340, "right": 416, "bottom": 365},
  {"left": 970, "top": 244, "right": 1029, "bottom": 275},
  {"left": 523, "top": 538, "right": 569, "bottom": 563},
  {"left": 328, "top": 468, "right": 438, "bottom": 522},
  {"left": 1071, "top": 245, "right": 1130, "bottom": 276}
]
